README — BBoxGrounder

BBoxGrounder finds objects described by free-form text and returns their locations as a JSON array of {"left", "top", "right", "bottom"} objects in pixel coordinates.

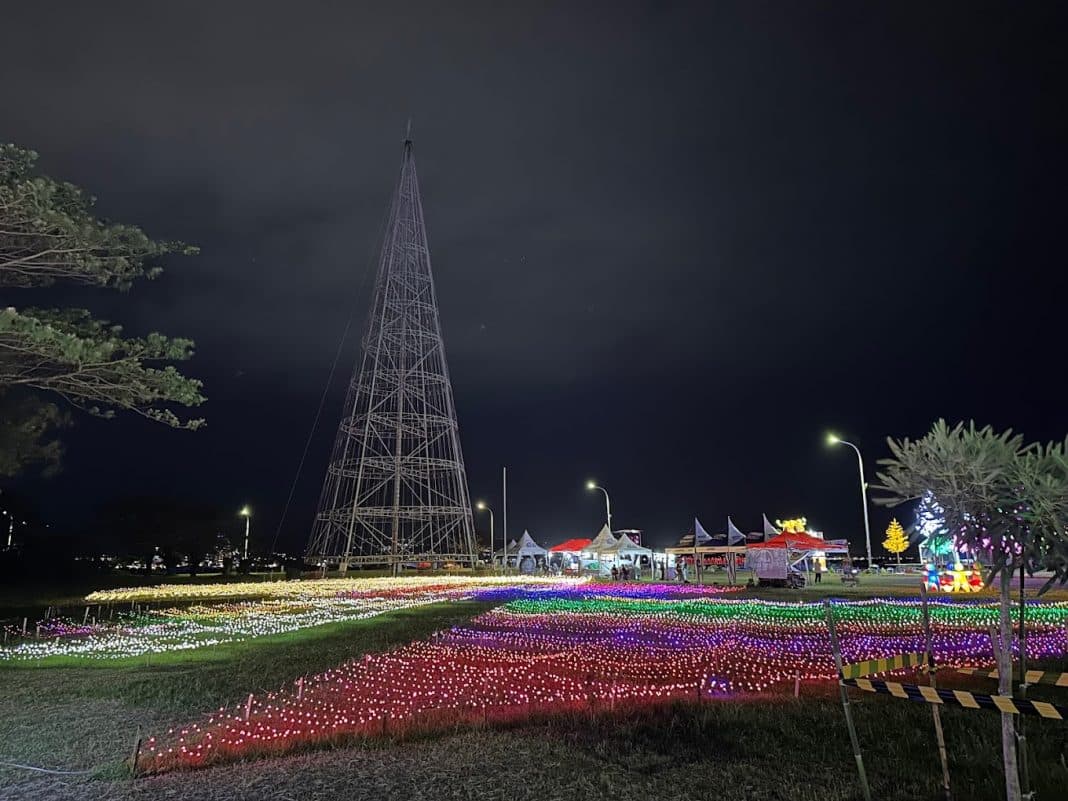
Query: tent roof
[
  {"left": 512, "top": 530, "right": 548, "bottom": 556},
  {"left": 748, "top": 532, "right": 849, "bottom": 552},
  {"left": 587, "top": 524, "right": 618, "bottom": 552},
  {"left": 601, "top": 532, "right": 652, "bottom": 555},
  {"left": 493, "top": 539, "right": 520, "bottom": 558},
  {"left": 550, "top": 537, "right": 593, "bottom": 552}
]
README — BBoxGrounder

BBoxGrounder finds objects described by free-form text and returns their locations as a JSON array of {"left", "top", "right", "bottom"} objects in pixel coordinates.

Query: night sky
[{"left": 4, "top": 2, "right": 1066, "bottom": 553}]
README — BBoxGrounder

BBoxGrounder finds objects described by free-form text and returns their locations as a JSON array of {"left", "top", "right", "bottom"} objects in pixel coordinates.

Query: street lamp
[
  {"left": 586, "top": 480, "right": 612, "bottom": 532},
  {"left": 239, "top": 506, "right": 252, "bottom": 562},
  {"left": 476, "top": 501, "right": 494, "bottom": 569},
  {"left": 827, "top": 433, "right": 873, "bottom": 570},
  {"left": 3, "top": 510, "right": 26, "bottom": 549}
]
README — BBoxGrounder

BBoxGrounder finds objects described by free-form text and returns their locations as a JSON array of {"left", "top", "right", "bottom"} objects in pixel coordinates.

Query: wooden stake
[
  {"left": 825, "top": 600, "right": 872, "bottom": 801},
  {"left": 129, "top": 724, "right": 143, "bottom": 777},
  {"left": 1016, "top": 564, "right": 1031, "bottom": 799},
  {"left": 794, "top": 669, "right": 800, "bottom": 698},
  {"left": 921, "top": 584, "right": 953, "bottom": 801},
  {"left": 244, "top": 693, "right": 254, "bottom": 721}
]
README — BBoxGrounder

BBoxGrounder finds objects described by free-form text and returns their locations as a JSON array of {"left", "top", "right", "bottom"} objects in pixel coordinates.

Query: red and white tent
[
  {"left": 748, "top": 532, "right": 849, "bottom": 552},
  {"left": 549, "top": 538, "right": 593, "bottom": 553},
  {"left": 748, "top": 531, "right": 849, "bottom": 580}
]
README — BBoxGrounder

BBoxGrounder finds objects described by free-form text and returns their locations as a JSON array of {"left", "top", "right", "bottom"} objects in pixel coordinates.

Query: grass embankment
[{"left": 0, "top": 600, "right": 495, "bottom": 787}]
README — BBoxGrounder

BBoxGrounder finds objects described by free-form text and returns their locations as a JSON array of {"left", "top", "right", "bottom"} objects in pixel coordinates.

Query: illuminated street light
[
  {"left": 476, "top": 501, "right": 494, "bottom": 569},
  {"left": 239, "top": 506, "right": 252, "bottom": 561},
  {"left": 826, "top": 434, "right": 873, "bottom": 570},
  {"left": 2, "top": 510, "right": 26, "bottom": 549},
  {"left": 586, "top": 480, "right": 612, "bottom": 532}
]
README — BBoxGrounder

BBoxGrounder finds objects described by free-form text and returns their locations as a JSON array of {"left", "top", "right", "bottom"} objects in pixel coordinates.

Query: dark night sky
[{"left": 3, "top": 2, "right": 1066, "bottom": 553}]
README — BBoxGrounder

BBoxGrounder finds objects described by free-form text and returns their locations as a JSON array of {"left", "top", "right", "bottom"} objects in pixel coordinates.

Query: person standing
[{"left": 814, "top": 559, "right": 823, "bottom": 584}]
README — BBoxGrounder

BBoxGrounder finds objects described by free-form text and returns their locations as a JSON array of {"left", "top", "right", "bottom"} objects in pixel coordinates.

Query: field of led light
[
  {"left": 0, "top": 577, "right": 587, "bottom": 662},
  {"left": 3, "top": 582, "right": 1068, "bottom": 801},
  {"left": 142, "top": 591, "right": 1068, "bottom": 773}
]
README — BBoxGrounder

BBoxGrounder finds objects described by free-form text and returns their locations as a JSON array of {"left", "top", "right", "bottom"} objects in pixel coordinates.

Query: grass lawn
[{"left": 3, "top": 580, "right": 1068, "bottom": 801}]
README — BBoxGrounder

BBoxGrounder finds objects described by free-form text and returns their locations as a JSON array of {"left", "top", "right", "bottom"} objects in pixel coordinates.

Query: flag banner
[
  {"left": 694, "top": 518, "right": 714, "bottom": 545},
  {"left": 762, "top": 514, "right": 779, "bottom": 541},
  {"left": 727, "top": 516, "right": 746, "bottom": 545}
]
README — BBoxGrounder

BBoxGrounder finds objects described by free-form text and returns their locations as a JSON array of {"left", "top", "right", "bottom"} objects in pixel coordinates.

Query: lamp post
[
  {"left": 239, "top": 506, "right": 252, "bottom": 562},
  {"left": 3, "top": 511, "right": 23, "bottom": 549},
  {"left": 476, "top": 501, "right": 493, "bottom": 570},
  {"left": 586, "top": 480, "right": 612, "bottom": 532},
  {"left": 827, "top": 434, "right": 873, "bottom": 570}
]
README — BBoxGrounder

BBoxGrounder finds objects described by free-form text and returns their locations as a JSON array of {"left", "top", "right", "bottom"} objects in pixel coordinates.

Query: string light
[
  {"left": 0, "top": 577, "right": 592, "bottom": 661},
  {"left": 141, "top": 590, "right": 1068, "bottom": 773},
  {"left": 84, "top": 575, "right": 585, "bottom": 604}
]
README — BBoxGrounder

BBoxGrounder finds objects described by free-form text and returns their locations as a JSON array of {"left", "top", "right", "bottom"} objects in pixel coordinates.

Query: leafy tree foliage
[
  {"left": 875, "top": 420, "right": 1068, "bottom": 589},
  {"left": 0, "top": 390, "right": 68, "bottom": 478},
  {"left": 0, "top": 143, "right": 205, "bottom": 469},
  {"left": 874, "top": 419, "right": 1068, "bottom": 801},
  {"left": 0, "top": 143, "right": 195, "bottom": 288}
]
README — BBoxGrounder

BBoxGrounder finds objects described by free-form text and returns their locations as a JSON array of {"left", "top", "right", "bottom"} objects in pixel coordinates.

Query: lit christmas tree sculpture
[{"left": 882, "top": 518, "right": 908, "bottom": 565}]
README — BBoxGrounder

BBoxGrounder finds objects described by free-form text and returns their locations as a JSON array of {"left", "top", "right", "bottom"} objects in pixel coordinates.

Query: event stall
[
  {"left": 583, "top": 525, "right": 619, "bottom": 576},
  {"left": 665, "top": 517, "right": 750, "bottom": 583},
  {"left": 747, "top": 531, "right": 849, "bottom": 586},
  {"left": 598, "top": 532, "right": 652, "bottom": 577},
  {"left": 548, "top": 538, "right": 593, "bottom": 573},
  {"left": 507, "top": 530, "right": 548, "bottom": 573}
]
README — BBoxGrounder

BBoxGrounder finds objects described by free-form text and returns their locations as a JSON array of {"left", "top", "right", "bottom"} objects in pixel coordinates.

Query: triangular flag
[
  {"left": 727, "top": 516, "right": 746, "bottom": 545},
  {"left": 763, "top": 514, "right": 779, "bottom": 542},
  {"left": 694, "top": 517, "right": 713, "bottom": 545}
]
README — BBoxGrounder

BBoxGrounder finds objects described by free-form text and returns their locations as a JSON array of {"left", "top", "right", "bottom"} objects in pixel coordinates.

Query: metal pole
[
  {"left": 921, "top": 584, "right": 953, "bottom": 801},
  {"left": 502, "top": 467, "right": 508, "bottom": 573},
  {"left": 478, "top": 505, "right": 494, "bottom": 570},
  {"left": 593, "top": 485, "right": 612, "bottom": 532},
  {"left": 243, "top": 515, "right": 250, "bottom": 561},
  {"left": 837, "top": 440, "right": 873, "bottom": 570},
  {"left": 824, "top": 600, "right": 872, "bottom": 801}
]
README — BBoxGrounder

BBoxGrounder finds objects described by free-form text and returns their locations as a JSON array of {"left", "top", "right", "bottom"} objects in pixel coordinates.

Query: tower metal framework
[{"left": 306, "top": 134, "right": 477, "bottom": 570}]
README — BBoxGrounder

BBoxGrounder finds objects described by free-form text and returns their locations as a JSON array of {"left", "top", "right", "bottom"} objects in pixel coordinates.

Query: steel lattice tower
[{"left": 306, "top": 133, "right": 477, "bottom": 570}]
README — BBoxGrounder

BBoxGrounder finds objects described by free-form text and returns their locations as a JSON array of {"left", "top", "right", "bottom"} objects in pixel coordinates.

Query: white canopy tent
[
  {"left": 512, "top": 530, "right": 548, "bottom": 557},
  {"left": 493, "top": 539, "right": 519, "bottom": 562},
  {"left": 586, "top": 524, "right": 618, "bottom": 555},
  {"left": 495, "top": 530, "right": 548, "bottom": 573},
  {"left": 600, "top": 532, "right": 651, "bottom": 559}
]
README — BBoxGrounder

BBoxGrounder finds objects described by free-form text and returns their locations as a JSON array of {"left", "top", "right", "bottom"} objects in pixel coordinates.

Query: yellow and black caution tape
[
  {"left": 956, "top": 667, "right": 1068, "bottom": 687},
  {"left": 840, "top": 652, "right": 928, "bottom": 680},
  {"left": 841, "top": 678, "right": 1068, "bottom": 720}
]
